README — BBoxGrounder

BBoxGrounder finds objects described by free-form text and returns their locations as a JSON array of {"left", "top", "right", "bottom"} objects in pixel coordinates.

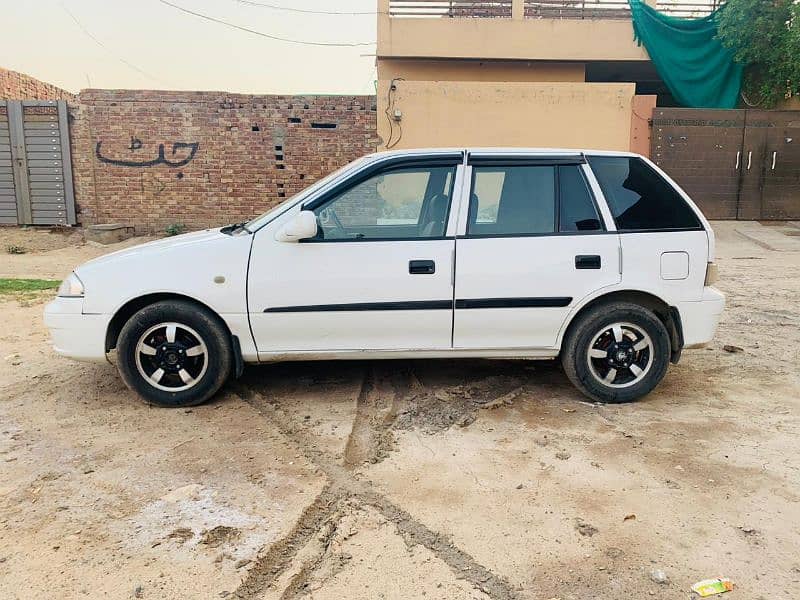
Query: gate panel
[
  {"left": 760, "top": 112, "right": 800, "bottom": 220},
  {"left": 23, "top": 104, "right": 70, "bottom": 225},
  {"left": 652, "top": 107, "right": 800, "bottom": 220},
  {"left": 651, "top": 108, "right": 744, "bottom": 220},
  {"left": 737, "top": 110, "right": 768, "bottom": 220},
  {"left": 7, "top": 101, "right": 33, "bottom": 223},
  {"left": 0, "top": 100, "right": 75, "bottom": 226},
  {"left": 0, "top": 103, "right": 17, "bottom": 224}
]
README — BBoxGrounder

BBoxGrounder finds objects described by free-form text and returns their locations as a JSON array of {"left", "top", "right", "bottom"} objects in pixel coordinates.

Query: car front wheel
[
  {"left": 561, "top": 301, "right": 671, "bottom": 403},
  {"left": 117, "top": 300, "right": 233, "bottom": 407}
]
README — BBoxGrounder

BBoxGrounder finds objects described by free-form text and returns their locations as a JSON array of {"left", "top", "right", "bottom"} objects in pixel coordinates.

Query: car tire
[
  {"left": 117, "top": 300, "right": 233, "bottom": 408},
  {"left": 561, "top": 301, "right": 671, "bottom": 403}
]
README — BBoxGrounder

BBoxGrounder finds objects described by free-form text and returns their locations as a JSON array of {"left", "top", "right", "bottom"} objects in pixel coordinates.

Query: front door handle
[
  {"left": 575, "top": 255, "right": 601, "bottom": 270},
  {"left": 409, "top": 260, "right": 435, "bottom": 275}
]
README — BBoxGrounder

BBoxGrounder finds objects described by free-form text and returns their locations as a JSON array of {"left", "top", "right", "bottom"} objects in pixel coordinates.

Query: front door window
[{"left": 312, "top": 166, "right": 455, "bottom": 241}]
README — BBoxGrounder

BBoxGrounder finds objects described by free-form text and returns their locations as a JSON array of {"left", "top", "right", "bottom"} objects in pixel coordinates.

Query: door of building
[
  {"left": 760, "top": 111, "right": 800, "bottom": 220},
  {"left": 0, "top": 100, "right": 76, "bottom": 225},
  {"left": 652, "top": 108, "right": 800, "bottom": 220},
  {"left": 651, "top": 108, "right": 744, "bottom": 220}
]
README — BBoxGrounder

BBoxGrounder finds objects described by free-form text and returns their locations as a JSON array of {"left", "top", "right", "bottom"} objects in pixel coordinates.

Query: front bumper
[
  {"left": 44, "top": 298, "right": 110, "bottom": 363},
  {"left": 677, "top": 287, "right": 726, "bottom": 348}
]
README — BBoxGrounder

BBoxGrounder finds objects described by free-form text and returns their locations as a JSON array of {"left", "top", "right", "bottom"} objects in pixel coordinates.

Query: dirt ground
[{"left": 1, "top": 221, "right": 799, "bottom": 600}]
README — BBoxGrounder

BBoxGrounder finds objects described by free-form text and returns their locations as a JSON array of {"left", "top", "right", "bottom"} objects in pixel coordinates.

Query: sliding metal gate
[{"left": 0, "top": 100, "right": 76, "bottom": 225}]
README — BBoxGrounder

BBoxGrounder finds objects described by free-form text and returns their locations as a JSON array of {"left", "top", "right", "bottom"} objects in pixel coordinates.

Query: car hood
[
  {"left": 74, "top": 227, "right": 254, "bottom": 316},
  {"left": 76, "top": 228, "right": 229, "bottom": 273}
]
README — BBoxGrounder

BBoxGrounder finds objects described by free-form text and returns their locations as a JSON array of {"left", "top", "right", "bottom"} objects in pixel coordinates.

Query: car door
[
  {"left": 453, "top": 154, "right": 621, "bottom": 349},
  {"left": 247, "top": 153, "right": 464, "bottom": 355}
]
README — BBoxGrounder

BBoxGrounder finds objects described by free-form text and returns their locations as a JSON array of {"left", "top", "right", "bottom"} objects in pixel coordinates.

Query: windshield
[{"left": 245, "top": 156, "right": 370, "bottom": 231}]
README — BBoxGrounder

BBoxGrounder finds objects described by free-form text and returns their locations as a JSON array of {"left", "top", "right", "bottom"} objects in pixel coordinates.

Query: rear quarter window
[{"left": 587, "top": 156, "right": 702, "bottom": 231}]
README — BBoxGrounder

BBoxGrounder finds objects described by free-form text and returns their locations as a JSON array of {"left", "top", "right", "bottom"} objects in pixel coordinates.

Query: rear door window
[
  {"left": 587, "top": 156, "right": 702, "bottom": 231},
  {"left": 558, "top": 165, "right": 602, "bottom": 232},
  {"left": 467, "top": 163, "right": 603, "bottom": 236},
  {"left": 468, "top": 166, "right": 556, "bottom": 236}
]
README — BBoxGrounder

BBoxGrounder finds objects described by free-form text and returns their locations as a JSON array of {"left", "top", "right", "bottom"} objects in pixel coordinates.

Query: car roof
[{"left": 364, "top": 147, "right": 641, "bottom": 161}]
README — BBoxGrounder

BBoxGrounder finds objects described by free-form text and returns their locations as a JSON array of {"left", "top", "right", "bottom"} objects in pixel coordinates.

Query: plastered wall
[{"left": 377, "top": 80, "right": 636, "bottom": 151}]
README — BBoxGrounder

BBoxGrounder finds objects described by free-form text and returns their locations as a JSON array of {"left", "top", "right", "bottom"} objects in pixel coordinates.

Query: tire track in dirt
[
  {"left": 343, "top": 365, "right": 410, "bottom": 468},
  {"left": 276, "top": 511, "right": 342, "bottom": 600},
  {"left": 232, "top": 375, "right": 520, "bottom": 600},
  {"left": 233, "top": 485, "right": 344, "bottom": 599}
]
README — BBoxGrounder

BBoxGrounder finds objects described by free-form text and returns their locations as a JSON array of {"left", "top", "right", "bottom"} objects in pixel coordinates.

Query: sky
[{"left": 0, "top": 0, "right": 378, "bottom": 95}]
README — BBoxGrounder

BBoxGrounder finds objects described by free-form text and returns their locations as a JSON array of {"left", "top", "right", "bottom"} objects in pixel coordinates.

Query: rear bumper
[
  {"left": 44, "top": 298, "right": 110, "bottom": 363},
  {"left": 677, "top": 287, "right": 725, "bottom": 348}
]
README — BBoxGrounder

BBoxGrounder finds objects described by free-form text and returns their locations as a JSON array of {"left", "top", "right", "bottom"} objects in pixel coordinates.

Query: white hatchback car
[{"left": 45, "top": 148, "right": 724, "bottom": 407}]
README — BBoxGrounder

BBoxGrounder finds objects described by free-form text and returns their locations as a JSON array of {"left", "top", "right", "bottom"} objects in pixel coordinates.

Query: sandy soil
[
  {"left": 1, "top": 222, "right": 799, "bottom": 600},
  {"left": 0, "top": 228, "right": 157, "bottom": 280}
]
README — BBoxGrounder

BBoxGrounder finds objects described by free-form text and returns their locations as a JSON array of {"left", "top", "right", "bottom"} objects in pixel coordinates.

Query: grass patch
[{"left": 0, "top": 278, "right": 61, "bottom": 294}]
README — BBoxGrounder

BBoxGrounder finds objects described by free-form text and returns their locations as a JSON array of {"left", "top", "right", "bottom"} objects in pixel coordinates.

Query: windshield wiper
[{"left": 220, "top": 222, "right": 250, "bottom": 235}]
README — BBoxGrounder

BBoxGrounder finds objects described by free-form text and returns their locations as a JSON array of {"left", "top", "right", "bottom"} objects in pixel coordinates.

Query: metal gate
[
  {"left": 652, "top": 108, "right": 800, "bottom": 220},
  {"left": 0, "top": 100, "right": 76, "bottom": 225}
]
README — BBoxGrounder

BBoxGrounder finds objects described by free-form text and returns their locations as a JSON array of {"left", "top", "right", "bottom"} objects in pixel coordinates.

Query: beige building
[{"left": 376, "top": 0, "right": 718, "bottom": 154}]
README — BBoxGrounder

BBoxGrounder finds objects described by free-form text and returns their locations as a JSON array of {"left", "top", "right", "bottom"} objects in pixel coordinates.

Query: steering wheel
[{"left": 320, "top": 207, "right": 347, "bottom": 238}]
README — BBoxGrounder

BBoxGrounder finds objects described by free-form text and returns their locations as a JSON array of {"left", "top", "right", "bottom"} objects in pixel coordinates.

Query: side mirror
[{"left": 275, "top": 210, "right": 318, "bottom": 243}]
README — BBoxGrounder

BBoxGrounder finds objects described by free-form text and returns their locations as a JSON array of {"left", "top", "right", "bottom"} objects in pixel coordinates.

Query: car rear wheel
[
  {"left": 561, "top": 301, "right": 671, "bottom": 403},
  {"left": 117, "top": 300, "right": 232, "bottom": 407}
]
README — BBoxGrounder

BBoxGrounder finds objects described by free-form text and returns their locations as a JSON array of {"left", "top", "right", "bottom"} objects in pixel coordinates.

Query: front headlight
[{"left": 57, "top": 272, "right": 85, "bottom": 298}]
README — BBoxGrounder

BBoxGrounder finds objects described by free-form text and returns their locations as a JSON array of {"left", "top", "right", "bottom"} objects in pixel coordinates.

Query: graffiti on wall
[{"left": 95, "top": 140, "right": 199, "bottom": 167}]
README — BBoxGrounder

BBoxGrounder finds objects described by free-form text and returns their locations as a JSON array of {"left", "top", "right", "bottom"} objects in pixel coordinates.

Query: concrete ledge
[
  {"left": 734, "top": 222, "right": 800, "bottom": 252},
  {"left": 85, "top": 223, "right": 135, "bottom": 245},
  {"left": 378, "top": 16, "right": 650, "bottom": 62}
]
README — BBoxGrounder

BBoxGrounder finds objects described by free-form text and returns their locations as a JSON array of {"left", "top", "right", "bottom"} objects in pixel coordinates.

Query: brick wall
[
  {"left": 71, "top": 90, "right": 379, "bottom": 233},
  {"left": 0, "top": 67, "right": 76, "bottom": 101}
]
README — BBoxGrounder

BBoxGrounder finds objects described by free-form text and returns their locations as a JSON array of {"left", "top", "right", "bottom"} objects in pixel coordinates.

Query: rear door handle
[
  {"left": 409, "top": 260, "right": 435, "bottom": 275},
  {"left": 575, "top": 255, "right": 601, "bottom": 270}
]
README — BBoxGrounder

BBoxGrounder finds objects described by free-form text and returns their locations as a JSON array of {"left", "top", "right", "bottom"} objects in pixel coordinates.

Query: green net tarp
[{"left": 628, "top": 0, "right": 743, "bottom": 108}]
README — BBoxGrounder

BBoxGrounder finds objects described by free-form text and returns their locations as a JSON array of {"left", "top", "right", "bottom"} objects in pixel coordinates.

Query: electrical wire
[
  {"left": 60, "top": 2, "right": 163, "bottom": 83},
  {"left": 159, "top": 0, "right": 375, "bottom": 47},
  {"left": 384, "top": 78, "right": 404, "bottom": 149},
  {"left": 232, "top": 0, "right": 382, "bottom": 15},
  {"left": 384, "top": 79, "right": 396, "bottom": 148}
]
